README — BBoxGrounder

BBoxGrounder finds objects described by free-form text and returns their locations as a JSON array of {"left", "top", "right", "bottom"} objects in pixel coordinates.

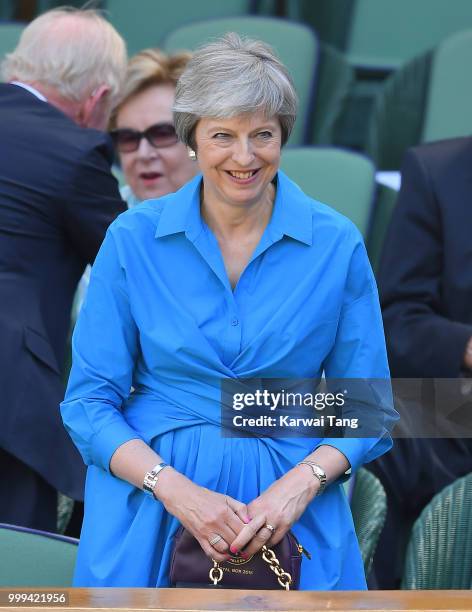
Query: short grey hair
[
  {"left": 173, "top": 32, "right": 297, "bottom": 148},
  {"left": 2, "top": 7, "right": 127, "bottom": 105}
]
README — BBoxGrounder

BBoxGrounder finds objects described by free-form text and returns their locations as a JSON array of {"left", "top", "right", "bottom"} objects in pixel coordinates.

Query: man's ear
[{"left": 77, "top": 85, "right": 112, "bottom": 130}]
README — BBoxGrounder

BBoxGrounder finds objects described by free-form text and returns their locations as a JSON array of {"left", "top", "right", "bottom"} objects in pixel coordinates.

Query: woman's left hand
[{"left": 228, "top": 465, "right": 319, "bottom": 557}]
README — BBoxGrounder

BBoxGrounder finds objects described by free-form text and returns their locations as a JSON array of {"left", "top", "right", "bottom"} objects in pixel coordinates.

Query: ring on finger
[
  {"left": 264, "top": 523, "right": 276, "bottom": 534},
  {"left": 209, "top": 534, "right": 224, "bottom": 546}
]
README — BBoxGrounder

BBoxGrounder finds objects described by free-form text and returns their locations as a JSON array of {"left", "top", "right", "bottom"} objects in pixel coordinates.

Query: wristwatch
[
  {"left": 143, "top": 462, "right": 169, "bottom": 498},
  {"left": 297, "top": 461, "right": 327, "bottom": 495}
]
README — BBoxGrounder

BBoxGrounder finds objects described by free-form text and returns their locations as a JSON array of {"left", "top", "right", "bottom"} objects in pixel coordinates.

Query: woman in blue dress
[{"left": 61, "top": 33, "right": 396, "bottom": 589}]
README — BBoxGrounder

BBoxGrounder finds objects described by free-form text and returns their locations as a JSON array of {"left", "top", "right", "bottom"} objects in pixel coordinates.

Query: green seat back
[
  {"left": 347, "top": 0, "right": 472, "bottom": 70},
  {"left": 366, "top": 28, "right": 472, "bottom": 168},
  {"left": 365, "top": 50, "right": 432, "bottom": 171},
  {"left": 402, "top": 472, "right": 472, "bottom": 589},
  {"left": 0, "top": 524, "right": 78, "bottom": 587},
  {"left": 422, "top": 29, "right": 472, "bottom": 143},
  {"left": 280, "top": 147, "right": 375, "bottom": 236},
  {"left": 350, "top": 468, "right": 387, "bottom": 577},
  {"left": 0, "top": 2, "right": 15, "bottom": 19},
  {"left": 310, "top": 42, "right": 355, "bottom": 146},
  {"left": 163, "top": 17, "right": 318, "bottom": 146},
  {"left": 367, "top": 184, "right": 398, "bottom": 273},
  {"left": 0, "top": 23, "right": 25, "bottom": 77},
  {"left": 106, "top": 0, "right": 251, "bottom": 56},
  {"left": 57, "top": 494, "right": 74, "bottom": 535},
  {"left": 35, "top": 0, "right": 92, "bottom": 13},
  {"left": 273, "top": 0, "right": 353, "bottom": 51}
]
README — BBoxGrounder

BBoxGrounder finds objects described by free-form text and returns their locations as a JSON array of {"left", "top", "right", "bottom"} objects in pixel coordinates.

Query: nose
[
  {"left": 231, "top": 137, "right": 255, "bottom": 167},
  {"left": 136, "top": 136, "right": 158, "bottom": 160}
]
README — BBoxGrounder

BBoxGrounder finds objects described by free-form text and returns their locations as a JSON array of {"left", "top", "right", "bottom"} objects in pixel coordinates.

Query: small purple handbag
[{"left": 169, "top": 526, "right": 308, "bottom": 590}]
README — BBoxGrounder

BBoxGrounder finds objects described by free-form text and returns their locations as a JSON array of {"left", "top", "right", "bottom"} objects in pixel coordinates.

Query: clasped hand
[
  {"left": 228, "top": 466, "right": 318, "bottom": 558},
  {"left": 160, "top": 466, "right": 317, "bottom": 561}
]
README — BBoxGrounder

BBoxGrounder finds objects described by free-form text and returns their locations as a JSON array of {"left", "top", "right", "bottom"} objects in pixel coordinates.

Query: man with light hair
[{"left": 0, "top": 7, "right": 127, "bottom": 533}]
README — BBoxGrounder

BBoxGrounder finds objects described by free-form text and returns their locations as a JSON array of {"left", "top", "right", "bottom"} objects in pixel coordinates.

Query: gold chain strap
[
  {"left": 261, "top": 545, "right": 293, "bottom": 590},
  {"left": 209, "top": 560, "right": 223, "bottom": 585},
  {"left": 209, "top": 545, "right": 293, "bottom": 590}
]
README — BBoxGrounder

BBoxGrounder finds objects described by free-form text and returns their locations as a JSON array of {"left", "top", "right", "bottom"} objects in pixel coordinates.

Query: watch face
[
  {"left": 143, "top": 473, "right": 158, "bottom": 492},
  {"left": 314, "top": 466, "right": 326, "bottom": 480}
]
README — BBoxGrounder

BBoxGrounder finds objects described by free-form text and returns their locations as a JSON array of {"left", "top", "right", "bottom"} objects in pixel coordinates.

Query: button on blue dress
[{"left": 61, "top": 172, "right": 396, "bottom": 588}]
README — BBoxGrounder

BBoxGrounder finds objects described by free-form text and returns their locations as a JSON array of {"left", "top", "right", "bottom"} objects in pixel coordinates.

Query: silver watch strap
[
  {"left": 143, "top": 462, "right": 169, "bottom": 497},
  {"left": 297, "top": 461, "right": 327, "bottom": 495}
]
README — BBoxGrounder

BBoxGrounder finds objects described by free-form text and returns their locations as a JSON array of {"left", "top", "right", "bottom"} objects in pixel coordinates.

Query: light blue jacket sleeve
[
  {"left": 320, "top": 232, "right": 398, "bottom": 472},
  {"left": 61, "top": 228, "right": 142, "bottom": 472}
]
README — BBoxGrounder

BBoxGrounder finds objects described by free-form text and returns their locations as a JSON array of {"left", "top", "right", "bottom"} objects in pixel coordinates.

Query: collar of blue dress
[{"left": 153, "top": 170, "right": 313, "bottom": 246}]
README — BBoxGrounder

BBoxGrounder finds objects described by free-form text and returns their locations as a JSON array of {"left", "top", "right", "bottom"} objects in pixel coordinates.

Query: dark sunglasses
[{"left": 110, "top": 123, "right": 178, "bottom": 153}]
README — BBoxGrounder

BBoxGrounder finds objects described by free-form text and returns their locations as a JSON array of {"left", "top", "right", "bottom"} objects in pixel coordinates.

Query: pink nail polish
[
  {"left": 241, "top": 552, "right": 249, "bottom": 559},
  {"left": 243, "top": 516, "right": 250, "bottom": 524},
  {"left": 230, "top": 545, "right": 238, "bottom": 554}
]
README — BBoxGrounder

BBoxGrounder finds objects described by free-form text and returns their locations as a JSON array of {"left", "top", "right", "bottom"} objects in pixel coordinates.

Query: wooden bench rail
[{"left": 1, "top": 588, "right": 472, "bottom": 612}]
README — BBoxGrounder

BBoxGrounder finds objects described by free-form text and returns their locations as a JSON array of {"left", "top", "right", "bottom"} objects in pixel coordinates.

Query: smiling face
[
  {"left": 116, "top": 83, "right": 198, "bottom": 201},
  {"left": 194, "top": 112, "right": 282, "bottom": 209}
]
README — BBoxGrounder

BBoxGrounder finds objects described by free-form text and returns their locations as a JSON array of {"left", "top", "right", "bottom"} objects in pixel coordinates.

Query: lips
[
  {"left": 224, "top": 169, "right": 261, "bottom": 185},
  {"left": 226, "top": 169, "right": 260, "bottom": 179},
  {"left": 140, "top": 172, "right": 162, "bottom": 180}
]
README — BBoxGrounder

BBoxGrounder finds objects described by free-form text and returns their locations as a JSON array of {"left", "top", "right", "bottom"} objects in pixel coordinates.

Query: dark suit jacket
[
  {"left": 370, "top": 137, "right": 472, "bottom": 588},
  {"left": 379, "top": 137, "right": 472, "bottom": 378},
  {"left": 0, "top": 83, "right": 126, "bottom": 500}
]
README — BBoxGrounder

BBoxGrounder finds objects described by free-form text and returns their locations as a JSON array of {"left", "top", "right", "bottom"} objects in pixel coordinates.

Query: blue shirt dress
[{"left": 61, "top": 171, "right": 396, "bottom": 588}]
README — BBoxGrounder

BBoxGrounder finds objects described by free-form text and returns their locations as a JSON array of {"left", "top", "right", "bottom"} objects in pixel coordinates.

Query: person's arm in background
[
  {"left": 61, "top": 133, "right": 127, "bottom": 263},
  {"left": 378, "top": 148, "right": 472, "bottom": 377}
]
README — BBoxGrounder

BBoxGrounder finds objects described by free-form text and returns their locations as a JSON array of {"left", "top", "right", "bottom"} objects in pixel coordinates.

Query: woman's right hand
[{"left": 156, "top": 468, "right": 250, "bottom": 562}]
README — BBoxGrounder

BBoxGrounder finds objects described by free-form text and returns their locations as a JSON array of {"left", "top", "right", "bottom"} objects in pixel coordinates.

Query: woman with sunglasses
[
  {"left": 62, "top": 34, "right": 397, "bottom": 588},
  {"left": 109, "top": 49, "right": 199, "bottom": 207},
  {"left": 72, "top": 49, "right": 200, "bottom": 311}
]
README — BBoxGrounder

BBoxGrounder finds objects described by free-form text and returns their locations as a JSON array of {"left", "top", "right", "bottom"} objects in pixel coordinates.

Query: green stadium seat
[
  {"left": 280, "top": 146, "right": 375, "bottom": 236},
  {"left": 421, "top": 29, "right": 472, "bottom": 143},
  {"left": 269, "top": 0, "right": 472, "bottom": 151},
  {"left": 258, "top": 0, "right": 472, "bottom": 70},
  {"left": 310, "top": 42, "right": 355, "bottom": 146},
  {"left": 367, "top": 183, "right": 398, "bottom": 273},
  {"left": 57, "top": 494, "right": 74, "bottom": 535},
  {"left": 0, "top": 22, "right": 25, "bottom": 77},
  {"left": 106, "top": 0, "right": 252, "bottom": 57},
  {"left": 35, "top": 0, "right": 93, "bottom": 13},
  {"left": 163, "top": 16, "right": 318, "bottom": 146},
  {"left": 402, "top": 472, "right": 472, "bottom": 589},
  {"left": 365, "top": 50, "right": 432, "bottom": 170},
  {"left": 346, "top": 0, "right": 472, "bottom": 70},
  {"left": 350, "top": 468, "right": 387, "bottom": 577},
  {"left": 367, "top": 27, "right": 472, "bottom": 170},
  {"left": 0, "top": 523, "right": 78, "bottom": 587},
  {"left": 0, "top": 1, "right": 15, "bottom": 19}
]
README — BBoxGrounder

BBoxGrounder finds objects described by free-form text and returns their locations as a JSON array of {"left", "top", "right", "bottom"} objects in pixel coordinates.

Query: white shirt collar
[{"left": 10, "top": 81, "right": 47, "bottom": 102}]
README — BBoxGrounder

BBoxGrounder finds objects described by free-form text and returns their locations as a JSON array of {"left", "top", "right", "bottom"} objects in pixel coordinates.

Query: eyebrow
[{"left": 207, "top": 123, "right": 278, "bottom": 133}]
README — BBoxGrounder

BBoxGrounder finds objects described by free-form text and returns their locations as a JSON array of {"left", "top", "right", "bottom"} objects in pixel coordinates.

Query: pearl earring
[{"left": 187, "top": 148, "right": 197, "bottom": 161}]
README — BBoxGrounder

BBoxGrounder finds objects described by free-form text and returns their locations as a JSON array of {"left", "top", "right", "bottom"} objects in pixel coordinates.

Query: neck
[
  {"left": 26, "top": 81, "right": 83, "bottom": 125},
  {"left": 201, "top": 183, "right": 275, "bottom": 241}
]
